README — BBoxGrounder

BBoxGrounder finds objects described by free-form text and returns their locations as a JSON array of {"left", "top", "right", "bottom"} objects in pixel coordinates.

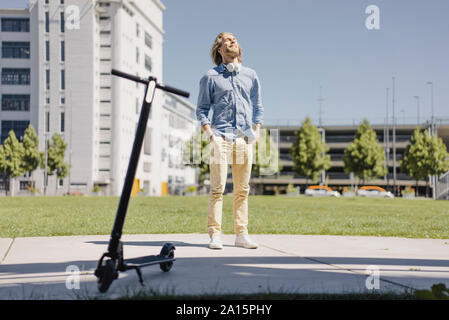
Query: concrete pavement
[{"left": 1, "top": 234, "right": 449, "bottom": 299}]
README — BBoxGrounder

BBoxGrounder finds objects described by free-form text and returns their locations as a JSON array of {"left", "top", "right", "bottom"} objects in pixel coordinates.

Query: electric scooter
[{"left": 94, "top": 69, "right": 190, "bottom": 293}]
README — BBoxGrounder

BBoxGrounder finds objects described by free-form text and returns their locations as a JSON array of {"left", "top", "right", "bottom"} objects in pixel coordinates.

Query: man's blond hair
[{"left": 210, "top": 32, "right": 242, "bottom": 66}]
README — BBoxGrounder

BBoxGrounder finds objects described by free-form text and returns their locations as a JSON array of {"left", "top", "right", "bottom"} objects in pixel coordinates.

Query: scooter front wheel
[{"left": 97, "top": 259, "right": 116, "bottom": 293}]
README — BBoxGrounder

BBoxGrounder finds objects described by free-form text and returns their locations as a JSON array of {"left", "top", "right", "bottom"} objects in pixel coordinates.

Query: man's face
[{"left": 218, "top": 33, "right": 240, "bottom": 59}]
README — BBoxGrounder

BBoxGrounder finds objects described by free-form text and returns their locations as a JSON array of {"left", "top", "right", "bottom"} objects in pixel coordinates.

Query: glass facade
[
  {"left": 46, "top": 69, "right": 50, "bottom": 89},
  {"left": 1, "top": 120, "right": 29, "bottom": 143},
  {"left": 1, "top": 18, "right": 29, "bottom": 32},
  {"left": 1, "top": 68, "right": 30, "bottom": 85},
  {"left": 1, "top": 42, "right": 30, "bottom": 59},
  {"left": 60, "top": 11, "right": 65, "bottom": 33},
  {"left": 45, "top": 12, "right": 49, "bottom": 33},
  {"left": 61, "top": 112, "right": 65, "bottom": 132},
  {"left": 145, "top": 32, "right": 152, "bottom": 49},
  {"left": 61, "top": 69, "right": 65, "bottom": 89},
  {"left": 144, "top": 54, "right": 152, "bottom": 72},
  {"left": 61, "top": 41, "right": 65, "bottom": 61},
  {"left": 1, "top": 94, "right": 30, "bottom": 111}
]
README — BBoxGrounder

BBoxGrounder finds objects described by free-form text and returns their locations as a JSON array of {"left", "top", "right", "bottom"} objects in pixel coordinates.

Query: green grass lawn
[{"left": 0, "top": 195, "right": 448, "bottom": 238}]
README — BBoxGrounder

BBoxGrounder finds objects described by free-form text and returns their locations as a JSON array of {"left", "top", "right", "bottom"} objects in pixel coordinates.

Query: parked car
[
  {"left": 305, "top": 185, "right": 341, "bottom": 197},
  {"left": 356, "top": 186, "right": 394, "bottom": 198}
]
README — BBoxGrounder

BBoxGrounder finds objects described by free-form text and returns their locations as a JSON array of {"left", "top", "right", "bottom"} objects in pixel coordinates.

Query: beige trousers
[{"left": 208, "top": 135, "right": 253, "bottom": 237}]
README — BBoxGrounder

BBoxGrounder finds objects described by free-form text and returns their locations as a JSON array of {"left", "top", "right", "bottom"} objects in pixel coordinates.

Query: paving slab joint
[
  {"left": 260, "top": 243, "right": 417, "bottom": 293},
  {"left": 1, "top": 238, "right": 15, "bottom": 264}
]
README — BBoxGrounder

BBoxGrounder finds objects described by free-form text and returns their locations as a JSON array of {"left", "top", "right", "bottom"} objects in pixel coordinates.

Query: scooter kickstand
[
  {"left": 127, "top": 265, "right": 144, "bottom": 286},
  {"left": 136, "top": 267, "right": 144, "bottom": 286}
]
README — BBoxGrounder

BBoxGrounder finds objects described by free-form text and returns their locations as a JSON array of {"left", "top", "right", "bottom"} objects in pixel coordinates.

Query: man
[{"left": 196, "top": 32, "right": 263, "bottom": 249}]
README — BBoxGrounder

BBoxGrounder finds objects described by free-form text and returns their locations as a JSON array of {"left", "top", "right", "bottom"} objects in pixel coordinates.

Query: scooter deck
[{"left": 125, "top": 255, "right": 176, "bottom": 268}]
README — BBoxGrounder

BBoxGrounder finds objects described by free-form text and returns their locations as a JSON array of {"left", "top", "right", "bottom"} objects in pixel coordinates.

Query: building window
[
  {"left": 60, "top": 11, "right": 65, "bottom": 33},
  {"left": 144, "top": 55, "right": 152, "bottom": 72},
  {"left": 60, "top": 0, "right": 64, "bottom": 4},
  {"left": 1, "top": 18, "right": 29, "bottom": 32},
  {"left": 1, "top": 94, "right": 30, "bottom": 111},
  {"left": 1, "top": 120, "right": 29, "bottom": 143},
  {"left": 60, "top": 41, "right": 65, "bottom": 61},
  {"left": 61, "top": 97, "right": 65, "bottom": 104},
  {"left": 1, "top": 42, "right": 30, "bottom": 59},
  {"left": 136, "top": 23, "right": 140, "bottom": 37},
  {"left": 144, "top": 32, "right": 152, "bottom": 49},
  {"left": 144, "top": 127, "right": 152, "bottom": 155},
  {"left": 60, "top": 112, "right": 65, "bottom": 132},
  {"left": 45, "top": 12, "right": 49, "bottom": 33},
  {"left": 61, "top": 69, "right": 65, "bottom": 90},
  {"left": 20, "top": 181, "right": 32, "bottom": 190},
  {"left": 136, "top": 47, "right": 139, "bottom": 64},
  {"left": 1, "top": 68, "right": 30, "bottom": 85},
  {"left": 46, "top": 69, "right": 50, "bottom": 89},
  {"left": 46, "top": 112, "right": 50, "bottom": 132},
  {"left": 46, "top": 40, "right": 50, "bottom": 61}
]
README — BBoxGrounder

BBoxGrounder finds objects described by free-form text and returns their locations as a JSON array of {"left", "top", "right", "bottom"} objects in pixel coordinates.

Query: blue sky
[{"left": 4, "top": 0, "right": 449, "bottom": 126}]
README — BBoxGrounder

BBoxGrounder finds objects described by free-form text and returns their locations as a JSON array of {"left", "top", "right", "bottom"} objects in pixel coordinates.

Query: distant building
[
  {"left": 0, "top": 0, "right": 196, "bottom": 196},
  {"left": 246, "top": 122, "right": 449, "bottom": 197}
]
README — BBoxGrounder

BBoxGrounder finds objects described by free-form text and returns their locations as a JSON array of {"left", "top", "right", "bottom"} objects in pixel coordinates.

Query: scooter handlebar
[
  {"left": 111, "top": 69, "right": 147, "bottom": 85},
  {"left": 111, "top": 69, "right": 190, "bottom": 98},
  {"left": 156, "top": 83, "right": 190, "bottom": 98}
]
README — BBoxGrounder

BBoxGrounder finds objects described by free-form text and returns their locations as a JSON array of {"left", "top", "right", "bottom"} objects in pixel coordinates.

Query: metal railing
[{"left": 436, "top": 171, "right": 449, "bottom": 200}]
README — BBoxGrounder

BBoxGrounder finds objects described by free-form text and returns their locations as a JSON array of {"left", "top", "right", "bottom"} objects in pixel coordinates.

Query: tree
[
  {"left": 252, "top": 128, "right": 282, "bottom": 176},
  {"left": 343, "top": 119, "right": 386, "bottom": 186},
  {"left": 427, "top": 132, "right": 449, "bottom": 177},
  {"left": 251, "top": 129, "right": 282, "bottom": 194},
  {"left": 0, "top": 131, "right": 26, "bottom": 196},
  {"left": 22, "top": 125, "right": 43, "bottom": 190},
  {"left": 183, "top": 129, "right": 210, "bottom": 189},
  {"left": 401, "top": 128, "right": 449, "bottom": 198},
  {"left": 290, "top": 117, "right": 331, "bottom": 185},
  {"left": 47, "top": 133, "right": 70, "bottom": 195},
  {"left": 183, "top": 128, "right": 282, "bottom": 195},
  {"left": 401, "top": 128, "right": 430, "bottom": 197},
  {"left": 427, "top": 131, "right": 449, "bottom": 198}
]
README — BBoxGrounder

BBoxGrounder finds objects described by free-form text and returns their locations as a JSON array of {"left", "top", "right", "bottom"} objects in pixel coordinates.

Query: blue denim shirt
[{"left": 196, "top": 63, "right": 263, "bottom": 142}]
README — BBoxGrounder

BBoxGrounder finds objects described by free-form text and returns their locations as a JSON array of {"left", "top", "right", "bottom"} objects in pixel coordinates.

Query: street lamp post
[
  {"left": 43, "top": 134, "right": 49, "bottom": 196},
  {"left": 392, "top": 77, "right": 397, "bottom": 197},
  {"left": 317, "top": 86, "right": 325, "bottom": 185},
  {"left": 426, "top": 81, "right": 435, "bottom": 199},
  {"left": 413, "top": 96, "right": 420, "bottom": 126},
  {"left": 426, "top": 81, "right": 434, "bottom": 135},
  {"left": 384, "top": 88, "right": 390, "bottom": 189}
]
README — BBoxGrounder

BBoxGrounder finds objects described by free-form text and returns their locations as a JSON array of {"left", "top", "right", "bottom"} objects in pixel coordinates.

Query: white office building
[{"left": 0, "top": 0, "right": 197, "bottom": 196}]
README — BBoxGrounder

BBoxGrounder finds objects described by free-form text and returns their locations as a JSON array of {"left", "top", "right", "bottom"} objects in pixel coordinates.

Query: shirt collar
[{"left": 217, "top": 63, "right": 226, "bottom": 73}]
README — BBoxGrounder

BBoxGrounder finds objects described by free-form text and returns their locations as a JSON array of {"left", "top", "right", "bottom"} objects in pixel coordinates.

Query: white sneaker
[
  {"left": 235, "top": 234, "right": 258, "bottom": 249},
  {"left": 209, "top": 234, "right": 223, "bottom": 249}
]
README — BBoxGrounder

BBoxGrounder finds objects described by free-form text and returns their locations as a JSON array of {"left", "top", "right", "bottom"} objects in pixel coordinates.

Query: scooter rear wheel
[{"left": 159, "top": 244, "right": 175, "bottom": 272}]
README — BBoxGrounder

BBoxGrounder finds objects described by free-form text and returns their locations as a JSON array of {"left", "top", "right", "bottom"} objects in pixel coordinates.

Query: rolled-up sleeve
[
  {"left": 251, "top": 72, "right": 264, "bottom": 125},
  {"left": 196, "top": 75, "right": 213, "bottom": 126}
]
